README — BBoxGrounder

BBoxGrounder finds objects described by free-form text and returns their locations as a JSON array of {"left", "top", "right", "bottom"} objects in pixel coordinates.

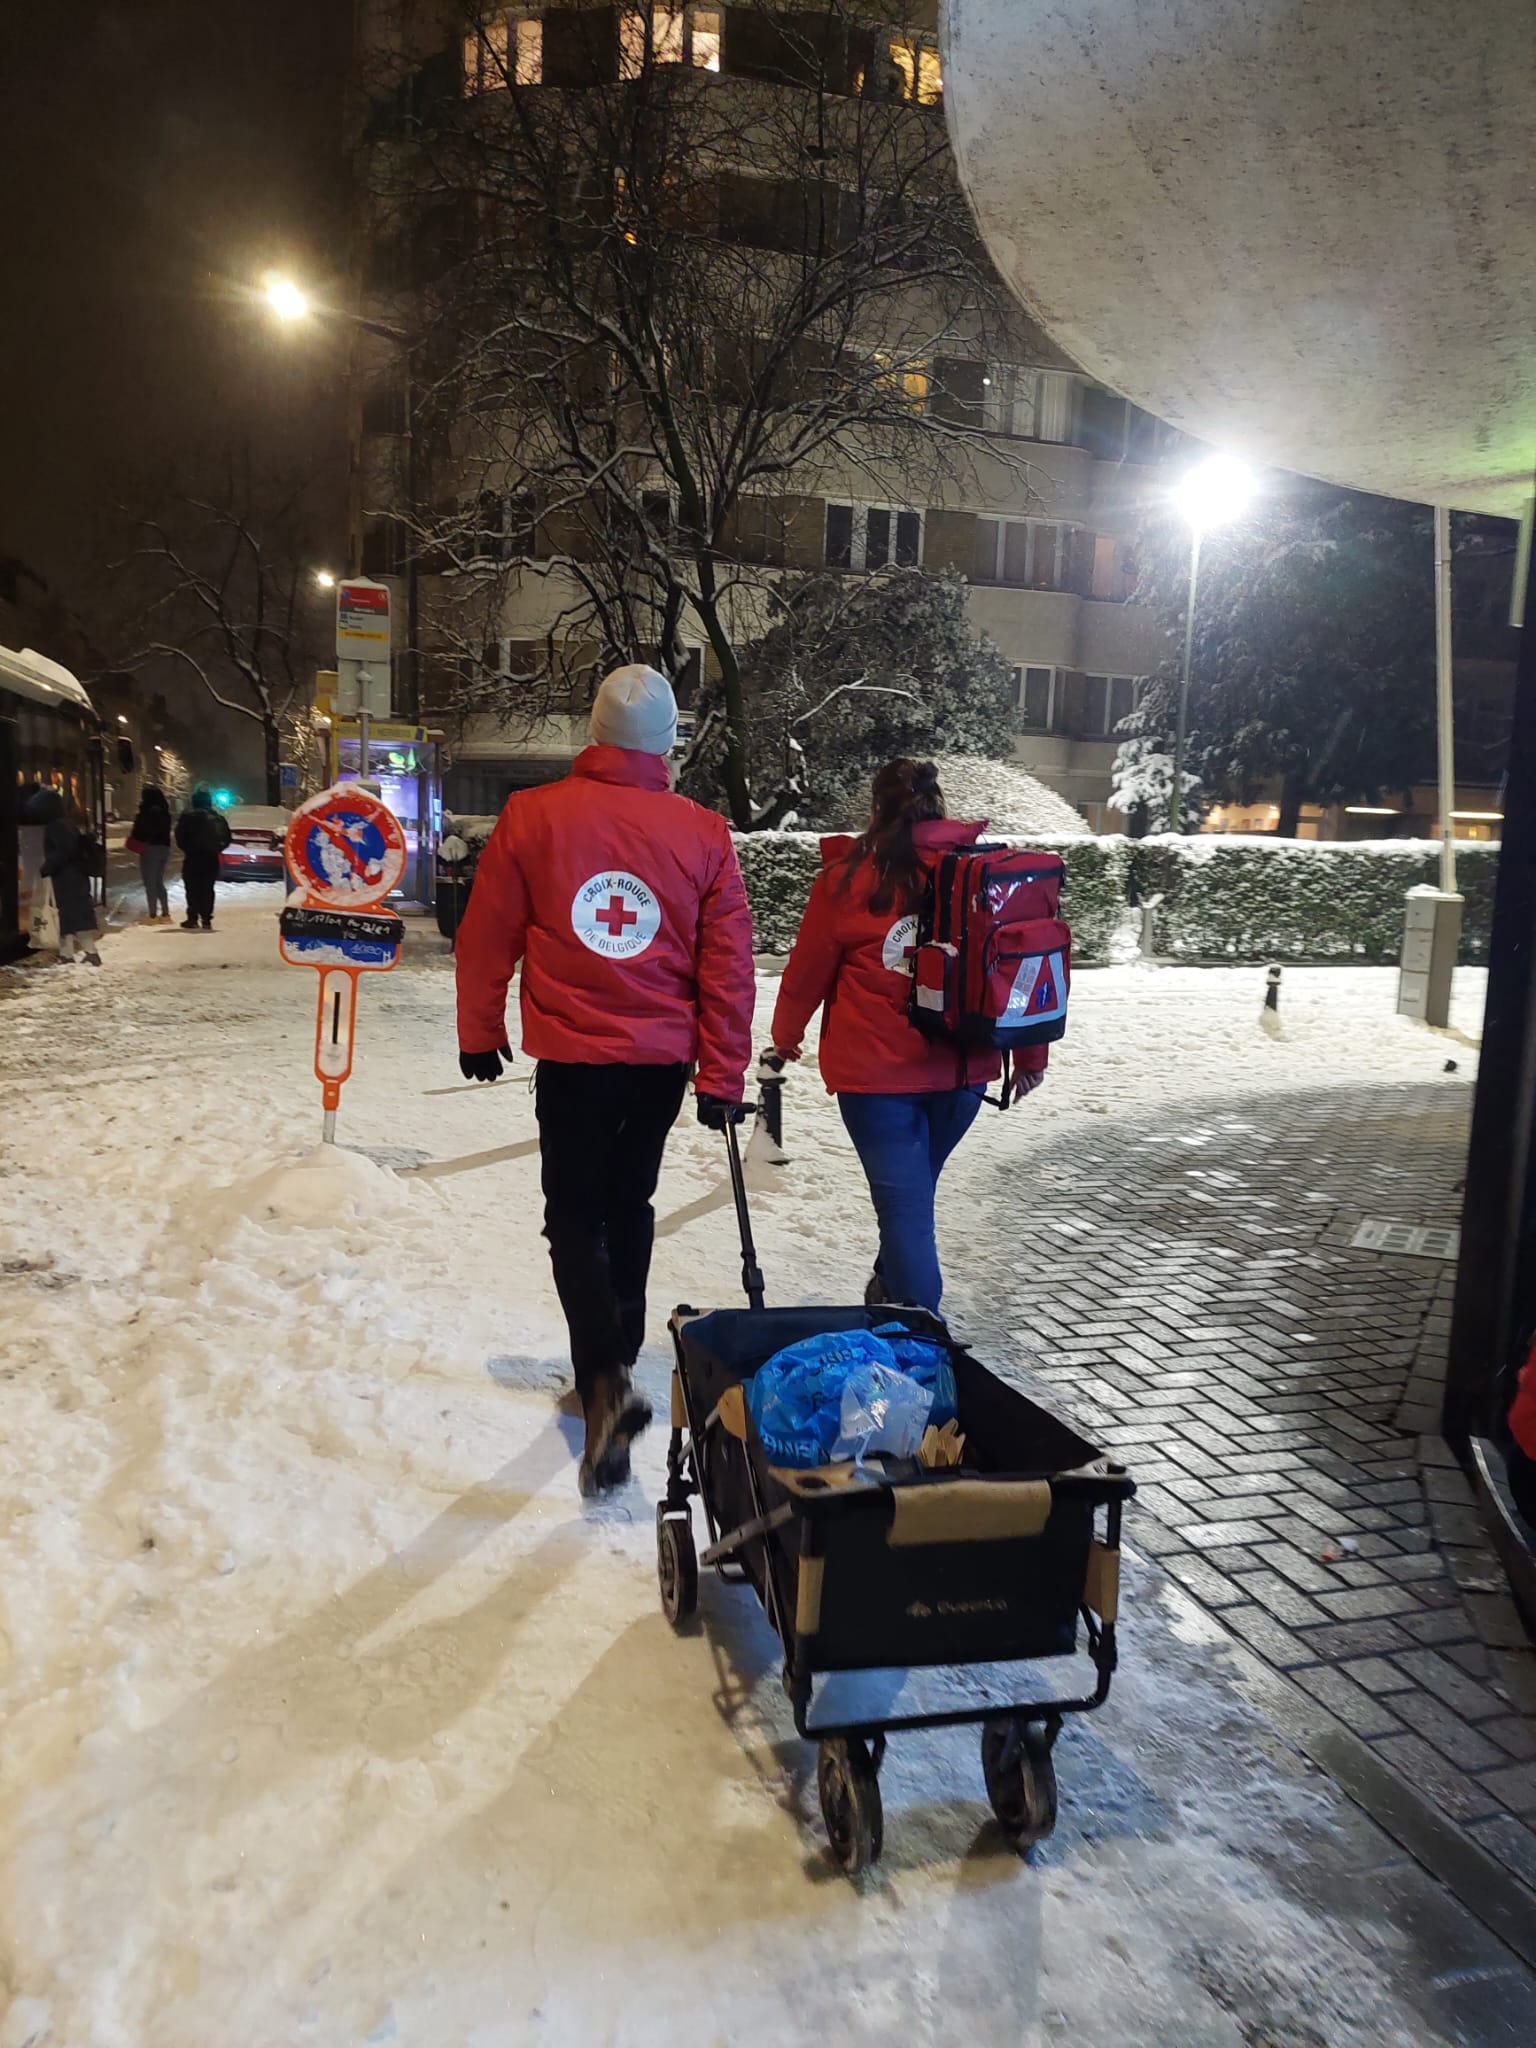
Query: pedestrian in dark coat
[
  {"left": 30, "top": 786, "right": 101, "bottom": 964},
  {"left": 174, "top": 788, "right": 232, "bottom": 930},
  {"left": 129, "top": 785, "right": 174, "bottom": 922}
]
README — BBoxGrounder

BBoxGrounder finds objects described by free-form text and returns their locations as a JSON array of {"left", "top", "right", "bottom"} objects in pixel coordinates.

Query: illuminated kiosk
[{"left": 942, "top": 0, "right": 1536, "bottom": 1614}]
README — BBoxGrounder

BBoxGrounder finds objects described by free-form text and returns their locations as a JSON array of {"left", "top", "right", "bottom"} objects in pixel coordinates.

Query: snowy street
[{"left": 1, "top": 897, "right": 1528, "bottom": 2046}]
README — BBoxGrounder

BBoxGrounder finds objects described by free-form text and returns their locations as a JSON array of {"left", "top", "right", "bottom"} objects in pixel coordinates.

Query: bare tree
[
  {"left": 362, "top": 2, "right": 1046, "bottom": 824},
  {"left": 117, "top": 461, "right": 328, "bottom": 805}
]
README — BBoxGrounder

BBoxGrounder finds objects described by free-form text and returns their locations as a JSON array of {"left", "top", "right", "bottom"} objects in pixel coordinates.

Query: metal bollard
[{"left": 1265, "top": 963, "right": 1282, "bottom": 1012}]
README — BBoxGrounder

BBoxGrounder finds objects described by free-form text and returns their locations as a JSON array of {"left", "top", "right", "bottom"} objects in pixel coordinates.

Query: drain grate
[{"left": 1351, "top": 1218, "right": 1460, "bottom": 1260}]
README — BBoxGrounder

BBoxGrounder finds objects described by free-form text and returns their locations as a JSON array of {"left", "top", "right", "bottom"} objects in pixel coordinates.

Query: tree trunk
[
  {"left": 1276, "top": 768, "right": 1307, "bottom": 838},
  {"left": 264, "top": 716, "right": 282, "bottom": 807},
  {"left": 691, "top": 579, "right": 751, "bottom": 829}
]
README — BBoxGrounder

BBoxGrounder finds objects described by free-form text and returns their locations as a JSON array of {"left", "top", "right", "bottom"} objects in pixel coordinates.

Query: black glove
[
  {"left": 697, "top": 1094, "right": 750, "bottom": 1130},
  {"left": 460, "top": 1044, "right": 513, "bottom": 1082}
]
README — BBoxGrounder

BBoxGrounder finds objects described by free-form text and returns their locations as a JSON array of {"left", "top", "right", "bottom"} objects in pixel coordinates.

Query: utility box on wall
[{"left": 1397, "top": 885, "right": 1463, "bottom": 1028}]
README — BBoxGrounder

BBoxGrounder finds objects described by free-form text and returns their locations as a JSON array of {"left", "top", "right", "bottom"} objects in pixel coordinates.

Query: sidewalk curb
[{"left": 1155, "top": 1574, "right": 1536, "bottom": 1969}]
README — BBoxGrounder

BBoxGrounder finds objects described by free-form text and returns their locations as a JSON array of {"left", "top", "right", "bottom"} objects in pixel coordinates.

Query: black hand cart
[{"left": 655, "top": 1119, "right": 1135, "bottom": 1873}]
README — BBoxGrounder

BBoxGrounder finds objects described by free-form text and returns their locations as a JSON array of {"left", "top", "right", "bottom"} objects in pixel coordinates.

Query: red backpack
[{"left": 909, "top": 847, "right": 1071, "bottom": 1103}]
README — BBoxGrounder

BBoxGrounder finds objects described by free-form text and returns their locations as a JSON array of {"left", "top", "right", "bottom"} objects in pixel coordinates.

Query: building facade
[{"left": 348, "top": 2, "right": 1176, "bottom": 825}]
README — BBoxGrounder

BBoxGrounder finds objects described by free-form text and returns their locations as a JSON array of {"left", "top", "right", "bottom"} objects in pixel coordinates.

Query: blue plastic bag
[
  {"left": 874, "top": 1325, "right": 959, "bottom": 1430},
  {"left": 748, "top": 1328, "right": 899, "bottom": 1468}
]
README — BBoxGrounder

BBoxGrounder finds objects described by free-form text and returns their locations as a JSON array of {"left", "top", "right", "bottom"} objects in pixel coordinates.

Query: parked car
[
  {"left": 220, "top": 805, "right": 290, "bottom": 882},
  {"left": 435, "top": 813, "right": 496, "bottom": 938}
]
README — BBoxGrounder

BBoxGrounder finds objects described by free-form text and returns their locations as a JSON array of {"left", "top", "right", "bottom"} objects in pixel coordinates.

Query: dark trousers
[
  {"left": 535, "top": 1060, "right": 689, "bottom": 1401},
  {"left": 183, "top": 852, "right": 218, "bottom": 923}
]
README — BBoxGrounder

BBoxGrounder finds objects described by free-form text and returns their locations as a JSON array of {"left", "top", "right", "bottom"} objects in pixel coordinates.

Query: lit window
[
  {"left": 513, "top": 15, "right": 542, "bottom": 84},
  {"left": 874, "top": 352, "right": 929, "bottom": 412},
  {"left": 619, "top": 10, "right": 647, "bottom": 78},
  {"left": 462, "top": 13, "right": 541, "bottom": 93},
  {"left": 653, "top": 7, "right": 685, "bottom": 64},
  {"left": 620, "top": 7, "right": 687, "bottom": 76},
  {"left": 888, "top": 36, "right": 942, "bottom": 105},
  {"left": 462, "top": 15, "right": 507, "bottom": 94},
  {"left": 689, "top": 6, "right": 721, "bottom": 70}
]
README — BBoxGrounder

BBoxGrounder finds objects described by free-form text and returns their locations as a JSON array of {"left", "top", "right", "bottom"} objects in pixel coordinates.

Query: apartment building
[{"left": 349, "top": 2, "right": 1171, "bottom": 825}]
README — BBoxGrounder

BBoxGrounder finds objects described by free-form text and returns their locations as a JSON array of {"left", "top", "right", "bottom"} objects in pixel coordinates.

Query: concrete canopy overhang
[{"left": 943, "top": 1, "right": 1536, "bottom": 517}]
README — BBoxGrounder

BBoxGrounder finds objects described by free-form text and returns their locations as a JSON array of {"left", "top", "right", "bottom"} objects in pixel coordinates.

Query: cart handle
[{"left": 723, "top": 1118, "right": 766, "bottom": 1310}]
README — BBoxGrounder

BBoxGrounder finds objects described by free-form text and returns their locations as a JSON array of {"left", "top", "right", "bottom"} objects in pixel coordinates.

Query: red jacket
[
  {"left": 770, "top": 820, "right": 1050, "bottom": 1095},
  {"left": 455, "top": 746, "right": 755, "bottom": 1100},
  {"left": 1512, "top": 1344, "right": 1536, "bottom": 1462}
]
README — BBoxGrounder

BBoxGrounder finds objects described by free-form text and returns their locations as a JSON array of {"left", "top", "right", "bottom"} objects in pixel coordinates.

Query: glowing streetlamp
[
  {"left": 1169, "top": 454, "right": 1257, "bottom": 833},
  {"left": 263, "top": 273, "right": 310, "bottom": 323},
  {"left": 257, "top": 274, "right": 418, "bottom": 725}
]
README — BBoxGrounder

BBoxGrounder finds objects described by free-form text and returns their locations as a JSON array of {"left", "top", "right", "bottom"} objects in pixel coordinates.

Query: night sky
[{"left": 0, "top": 0, "right": 355, "bottom": 608}]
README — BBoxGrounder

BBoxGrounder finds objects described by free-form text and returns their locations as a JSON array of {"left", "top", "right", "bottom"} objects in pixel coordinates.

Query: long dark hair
[{"left": 841, "top": 758, "right": 945, "bottom": 914}]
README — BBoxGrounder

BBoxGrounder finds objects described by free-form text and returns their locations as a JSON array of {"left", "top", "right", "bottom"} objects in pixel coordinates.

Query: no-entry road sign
[{"left": 285, "top": 785, "right": 408, "bottom": 910}]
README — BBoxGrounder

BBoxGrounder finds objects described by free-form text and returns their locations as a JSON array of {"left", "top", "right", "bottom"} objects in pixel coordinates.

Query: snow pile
[
  {"left": 208, "top": 1143, "right": 416, "bottom": 1235},
  {"left": 933, "top": 753, "right": 1090, "bottom": 837}
]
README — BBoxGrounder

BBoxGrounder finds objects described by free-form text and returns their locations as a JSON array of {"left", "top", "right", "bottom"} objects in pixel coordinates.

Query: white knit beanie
[{"left": 589, "top": 663, "right": 678, "bottom": 756}]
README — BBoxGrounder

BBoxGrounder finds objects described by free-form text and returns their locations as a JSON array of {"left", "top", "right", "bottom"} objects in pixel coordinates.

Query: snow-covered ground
[{"left": 0, "top": 896, "right": 1512, "bottom": 2046}]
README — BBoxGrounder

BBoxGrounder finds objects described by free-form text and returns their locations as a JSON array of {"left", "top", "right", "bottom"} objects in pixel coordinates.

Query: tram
[{"left": 2, "top": 643, "right": 104, "bottom": 961}]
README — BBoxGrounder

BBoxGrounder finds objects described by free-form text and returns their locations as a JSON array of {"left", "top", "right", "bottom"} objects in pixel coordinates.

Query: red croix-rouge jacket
[
  {"left": 455, "top": 746, "right": 755, "bottom": 1100},
  {"left": 770, "top": 819, "right": 1050, "bottom": 1095},
  {"left": 1511, "top": 1345, "right": 1536, "bottom": 1463}
]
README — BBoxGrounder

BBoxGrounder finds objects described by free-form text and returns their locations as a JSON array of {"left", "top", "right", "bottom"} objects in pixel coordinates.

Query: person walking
[
  {"left": 31, "top": 786, "right": 102, "bottom": 965},
  {"left": 128, "top": 785, "right": 174, "bottom": 923},
  {"left": 769, "top": 758, "right": 1047, "bottom": 1318},
  {"left": 174, "top": 788, "right": 232, "bottom": 931},
  {"left": 455, "top": 663, "right": 755, "bottom": 1495}
]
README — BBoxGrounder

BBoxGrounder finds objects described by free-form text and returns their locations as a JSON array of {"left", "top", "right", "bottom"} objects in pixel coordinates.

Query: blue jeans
[{"left": 838, "top": 1088, "right": 985, "bottom": 1315}]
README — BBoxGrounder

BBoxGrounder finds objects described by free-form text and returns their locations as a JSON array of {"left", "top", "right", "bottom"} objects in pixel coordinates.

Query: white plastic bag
[{"left": 831, "top": 1359, "right": 933, "bottom": 1464}]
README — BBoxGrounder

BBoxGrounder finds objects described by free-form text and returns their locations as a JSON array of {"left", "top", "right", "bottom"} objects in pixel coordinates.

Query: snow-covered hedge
[
  {"left": 1131, "top": 836, "right": 1499, "bottom": 962},
  {"left": 733, "top": 833, "right": 825, "bottom": 953},
  {"left": 734, "top": 831, "right": 1128, "bottom": 962}
]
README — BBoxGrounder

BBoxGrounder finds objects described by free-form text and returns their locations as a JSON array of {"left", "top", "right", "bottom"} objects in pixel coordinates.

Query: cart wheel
[
  {"left": 656, "top": 1514, "right": 698, "bottom": 1628},
  {"left": 981, "top": 1717, "right": 1058, "bottom": 1852},
  {"left": 817, "top": 1737, "right": 884, "bottom": 1874}
]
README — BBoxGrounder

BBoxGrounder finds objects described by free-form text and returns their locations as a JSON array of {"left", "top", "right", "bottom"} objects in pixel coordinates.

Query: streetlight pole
[
  {"left": 1168, "top": 452, "right": 1258, "bottom": 835},
  {"left": 261, "top": 277, "right": 420, "bottom": 728},
  {"left": 1434, "top": 503, "right": 1457, "bottom": 896},
  {"left": 403, "top": 359, "right": 420, "bottom": 725},
  {"left": 1171, "top": 525, "right": 1202, "bottom": 836}
]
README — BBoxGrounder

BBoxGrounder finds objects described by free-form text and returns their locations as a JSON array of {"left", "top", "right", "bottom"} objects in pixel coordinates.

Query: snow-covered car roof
[
  {"left": 0, "top": 642, "right": 94, "bottom": 714},
  {"left": 224, "top": 806, "right": 292, "bottom": 830}
]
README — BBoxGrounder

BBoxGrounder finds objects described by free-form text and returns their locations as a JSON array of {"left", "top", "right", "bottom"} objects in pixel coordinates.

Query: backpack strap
[{"left": 983, "top": 1050, "right": 1022, "bottom": 1113}]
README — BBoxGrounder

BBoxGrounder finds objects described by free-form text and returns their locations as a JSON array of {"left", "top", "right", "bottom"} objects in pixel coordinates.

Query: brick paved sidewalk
[{"left": 965, "top": 1078, "right": 1536, "bottom": 1919}]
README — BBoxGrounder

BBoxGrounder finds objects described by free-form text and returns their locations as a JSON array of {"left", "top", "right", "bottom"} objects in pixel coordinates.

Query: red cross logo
[
  {"left": 571, "top": 870, "right": 659, "bottom": 957},
  {"left": 596, "top": 894, "right": 638, "bottom": 938}
]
